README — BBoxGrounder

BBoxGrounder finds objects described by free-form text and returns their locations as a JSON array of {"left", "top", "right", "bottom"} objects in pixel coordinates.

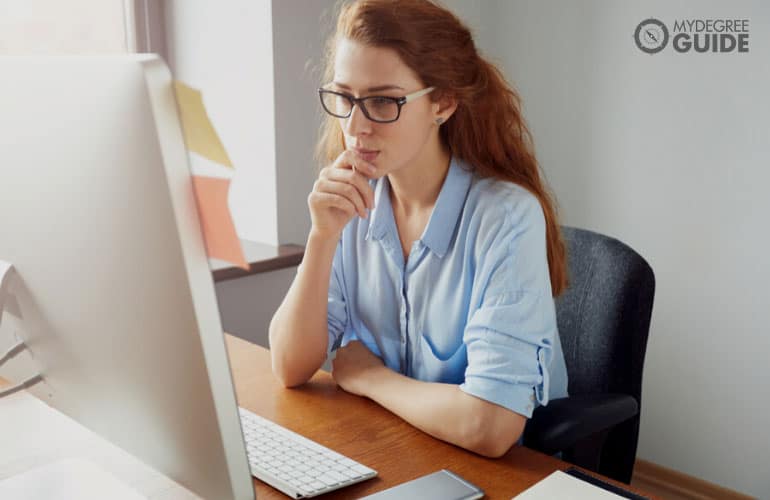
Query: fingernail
[{"left": 367, "top": 164, "right": 377, "bottom": 174}]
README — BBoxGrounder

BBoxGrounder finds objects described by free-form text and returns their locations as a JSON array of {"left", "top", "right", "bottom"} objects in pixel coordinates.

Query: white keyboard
[{"left": 238, "top": 407, "right": 377, "bottom": 498}]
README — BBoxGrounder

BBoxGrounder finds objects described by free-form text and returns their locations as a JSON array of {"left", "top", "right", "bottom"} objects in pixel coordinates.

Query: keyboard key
[
  {"left": 317, "top": 474, "right": 340, "bottom": 487},
  {"left": 351, "top": 464, "right": 375, "bottom": 475},
  {"left": 336, "top": 457, "right": 359, "bottom": 468},
  {"left": 340, "top": 468, "right": 362, "bottom": 480},
  {"left": 325, "top": 470, "right": 347, "bottom": 482},
  {"left": 298, "top": 485, "right": 316, "bottom": 495},
  {"left": 321, "top": 449, "right": 345, "bottom": 461},
  {"left": 332, "top": 463, "right": 349, "bottom": 473},
  {"left": 288, "top": 469, "right": 305, "bottom": 479}
]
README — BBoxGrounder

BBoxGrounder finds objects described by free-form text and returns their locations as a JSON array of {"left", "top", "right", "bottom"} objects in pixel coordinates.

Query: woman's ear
[{"left": 433, "top": 93, "right": 458, "bottom": 124}]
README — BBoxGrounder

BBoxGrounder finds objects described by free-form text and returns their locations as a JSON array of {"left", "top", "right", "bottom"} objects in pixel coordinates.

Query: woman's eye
[{"left": 370, "top": 97, "right": 392, "bottom": 107}]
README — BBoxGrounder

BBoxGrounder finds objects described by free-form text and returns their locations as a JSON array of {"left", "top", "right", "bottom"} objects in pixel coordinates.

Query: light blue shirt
[{"left": 325, "top": 155, "right": 568, "bottom": 418}]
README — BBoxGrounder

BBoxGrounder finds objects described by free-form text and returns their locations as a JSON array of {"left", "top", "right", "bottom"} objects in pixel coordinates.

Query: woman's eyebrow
[{"left": 332, "top": 82, "right": 405, "bottom": 92}]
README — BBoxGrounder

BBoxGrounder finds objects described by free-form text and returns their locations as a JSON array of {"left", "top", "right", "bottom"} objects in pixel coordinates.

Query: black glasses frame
[{"left": 317, "top": 86, "right": 435, "bottom": 124}]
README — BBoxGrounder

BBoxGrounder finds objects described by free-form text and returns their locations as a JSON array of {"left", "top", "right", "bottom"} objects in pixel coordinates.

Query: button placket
[
  {"left": 397, "top": 271, "right": 408, "bottom": 372},
  {"left": 401, "top": 245, "right": 423, "bottom": 378},
  {"left": 380, "top": 235, "right": 408, "bottom": 372},
  {"left": 401, "top": 270, "right": 411, "bottom": 376}
]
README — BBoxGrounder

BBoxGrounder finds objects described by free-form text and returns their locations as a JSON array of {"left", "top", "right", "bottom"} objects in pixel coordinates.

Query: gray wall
[
  {"left": 272, "top": 0, "right": 338, "bottom": 246},
  {"left": 448, "top": 1, "right": 768, "bottom": 496},
  {"left": 214, "top": 268, "right": 295, "bottom": 348}
]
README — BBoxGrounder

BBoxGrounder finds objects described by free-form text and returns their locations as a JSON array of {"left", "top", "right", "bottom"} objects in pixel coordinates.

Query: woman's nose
[{"left": 344, "top": 103, "right": 372, "bottom": 137}]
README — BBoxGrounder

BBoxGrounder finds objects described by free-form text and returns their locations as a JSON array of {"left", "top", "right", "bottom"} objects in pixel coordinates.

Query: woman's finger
[
  {"left": 310, "top": 191, "right": 357, "bottom": 218},
  {"left": 324, "top": 168, "right": 375, "bottom": 210},
  {"left": 333, "top": 149, "right": 378, "bottom": 177},
  {"left": 316, "top": 178, "right": 367, "bottom": 217}
]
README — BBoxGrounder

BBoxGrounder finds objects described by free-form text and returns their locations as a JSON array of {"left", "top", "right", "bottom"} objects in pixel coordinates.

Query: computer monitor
[{"left": 0, "top": 55, "right": 254, "bottom": 500}]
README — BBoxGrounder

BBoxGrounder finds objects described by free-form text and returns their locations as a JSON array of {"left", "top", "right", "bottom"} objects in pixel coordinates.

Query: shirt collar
[{"left": 365, "top": 155, "right": 473, "bottom": 258}]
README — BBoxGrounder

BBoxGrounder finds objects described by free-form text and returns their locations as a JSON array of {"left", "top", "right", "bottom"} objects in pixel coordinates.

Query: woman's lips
[{"left": 358, "top": 151, "right": 379, "bottom": 162}]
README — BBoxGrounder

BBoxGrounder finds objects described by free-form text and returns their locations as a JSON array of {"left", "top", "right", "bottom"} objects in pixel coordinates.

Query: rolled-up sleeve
[
  {"left": 459, "top": 196, "right": 557, "bottom": 418},
  {"left": 326, "top": 239, "right": 348, "bottom": 354}
]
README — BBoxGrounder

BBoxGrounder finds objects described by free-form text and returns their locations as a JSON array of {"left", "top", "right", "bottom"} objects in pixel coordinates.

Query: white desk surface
[{"left": 0, "top": 390, "right": 201, "bottom": 500}]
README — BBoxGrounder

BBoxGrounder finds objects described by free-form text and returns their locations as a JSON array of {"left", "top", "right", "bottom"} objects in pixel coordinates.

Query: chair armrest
[{"left": 522, "top": 393, "right": 638, "bottom": 455}]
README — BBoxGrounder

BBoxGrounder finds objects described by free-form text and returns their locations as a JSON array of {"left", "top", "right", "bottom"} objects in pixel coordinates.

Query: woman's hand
[
  {"left": 331, "top": 341, "right": 386, "bottom": 397},
  {"left": 308, "top": 150, "right": 379, "bottom": 239}
]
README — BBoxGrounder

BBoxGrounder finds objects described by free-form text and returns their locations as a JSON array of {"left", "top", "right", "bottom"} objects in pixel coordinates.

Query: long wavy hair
[{"left": 316, "top": 0, "right": 568, "bottom": 296}]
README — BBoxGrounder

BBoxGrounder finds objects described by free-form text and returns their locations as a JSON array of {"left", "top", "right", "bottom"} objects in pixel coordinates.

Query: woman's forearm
[
  {"left": 360, "top": 367, "right": 525, "bottom": 457},
  {"left": 268, "top": 231, "right": 338, "bottom": 387}
]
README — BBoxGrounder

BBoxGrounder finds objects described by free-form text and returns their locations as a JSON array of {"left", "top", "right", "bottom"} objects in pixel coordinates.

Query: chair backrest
[{"left": 555, "top": 226, "right": 655, "bottom": 404}]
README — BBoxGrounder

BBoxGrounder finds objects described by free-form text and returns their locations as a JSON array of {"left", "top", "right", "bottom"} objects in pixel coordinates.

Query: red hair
[{"left": 317, "top": 0, "right": 568, "bottom": 296}]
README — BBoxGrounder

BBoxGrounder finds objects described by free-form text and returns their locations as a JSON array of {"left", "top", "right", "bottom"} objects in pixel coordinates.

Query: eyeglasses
[{"left": 318, "top": 86, "right": 435, "bottom": 123}]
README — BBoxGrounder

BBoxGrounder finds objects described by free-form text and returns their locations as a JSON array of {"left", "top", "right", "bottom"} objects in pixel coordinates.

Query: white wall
[
  {"left": 163, "top": 0, "right": 278, "bottom": 245},
  {"left": 164, "top": 1, "right": 339, "bottom": 352},
  {"left": 162, "top": 1, "right": 341, "bottom": 247},
  {"left": 0, "top": 0, "right": 125, "bottom": 54},
  {"left": 447, "top": 0, "right": 768, "bottom": 496}
]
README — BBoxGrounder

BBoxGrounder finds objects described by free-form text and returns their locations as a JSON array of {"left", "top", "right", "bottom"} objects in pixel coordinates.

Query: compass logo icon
[{"left": 634, "top": 18, "right": 669, "bottom": 54}]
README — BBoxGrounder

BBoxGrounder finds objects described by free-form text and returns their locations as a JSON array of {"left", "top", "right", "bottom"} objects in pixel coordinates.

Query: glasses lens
[
  {"left": 362, "top": 97, "right": 399, "bottom": 122},
  {"left": 321, "top": 91, "right": 352, "bottom": 117}
]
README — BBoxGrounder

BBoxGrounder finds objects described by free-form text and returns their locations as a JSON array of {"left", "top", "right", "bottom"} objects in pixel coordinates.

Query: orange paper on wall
[{"left": 191, "top": 176, "right": 249, "bottom": 270}]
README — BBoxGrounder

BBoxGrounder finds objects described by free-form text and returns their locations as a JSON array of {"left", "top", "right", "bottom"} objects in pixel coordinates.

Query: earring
[{"left": 435, "top": 117, "right": 444, "bottom": 125}]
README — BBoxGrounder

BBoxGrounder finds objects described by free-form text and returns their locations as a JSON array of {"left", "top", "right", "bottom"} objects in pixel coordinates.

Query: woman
[{"left": 269, "top": 0, "right": 568, "bottom": 458}]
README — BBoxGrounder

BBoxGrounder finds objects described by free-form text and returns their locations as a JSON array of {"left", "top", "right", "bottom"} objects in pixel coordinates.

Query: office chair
[{"left": 522, "top": 226, "right": 655, "bottom": 484}]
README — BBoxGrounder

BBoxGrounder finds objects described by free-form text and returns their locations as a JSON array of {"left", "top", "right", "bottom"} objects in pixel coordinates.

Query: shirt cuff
[{"left": 460, "top": 375, "right": 538, "bottom": 418}]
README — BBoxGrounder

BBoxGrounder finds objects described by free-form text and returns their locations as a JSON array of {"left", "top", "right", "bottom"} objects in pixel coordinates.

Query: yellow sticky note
[
  {"left": 172, "top": 81, "right": 233, "bottom": 168},
  {"left": 191, "top": 176, "right": 249, "bottom": 270}
]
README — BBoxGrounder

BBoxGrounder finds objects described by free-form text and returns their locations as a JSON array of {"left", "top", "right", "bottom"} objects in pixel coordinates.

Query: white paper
[
  {"left": 0, "top": 260, "right": 13, "bottom": 327},
  {"left": 0, "top": 458, "right": 146, "bottom": 500},
  {"left": 0, "top": 261, "right": 11, "bottom": 283},
  {"left": 0, "top": 260, "right": 13, "bottom": 300},
  {"left": 513, "top": 470, "right": 625, "bottom": 499}
]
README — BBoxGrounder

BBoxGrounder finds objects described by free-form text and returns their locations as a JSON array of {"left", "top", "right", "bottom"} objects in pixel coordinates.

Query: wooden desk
[
  {"left": 225, "top": 335, "right": 656, "bottom": 499},
  {"left": 1, "top": 338, "right": 655, "bottom": 499}
]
